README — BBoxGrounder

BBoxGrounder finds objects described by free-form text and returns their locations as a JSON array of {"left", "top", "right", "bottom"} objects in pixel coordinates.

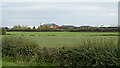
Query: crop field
[{"left": 2, "top": 32, "right": 120, "bottom": 66}]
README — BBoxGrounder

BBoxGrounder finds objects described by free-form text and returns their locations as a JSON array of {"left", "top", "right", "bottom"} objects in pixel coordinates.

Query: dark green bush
[
  {"left": 0, "top": 28, "right": 6, "bottom": 35},
  {"left": 56, "top": 39, "right": 120, "bottom": 66},
  {"left": 2, "top": 36, "right": 57, "bottom": 65},
  {"left": 56, "top": 47, "right": 120, "bottom": 66},
  {"left": 2, "top": 36, "right": 39, "bottom": 62}
]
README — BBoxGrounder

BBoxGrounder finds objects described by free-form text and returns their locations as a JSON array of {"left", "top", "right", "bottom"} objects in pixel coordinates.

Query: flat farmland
[{"left": 6, "top": 32, "right": 118, "bottom": 48}]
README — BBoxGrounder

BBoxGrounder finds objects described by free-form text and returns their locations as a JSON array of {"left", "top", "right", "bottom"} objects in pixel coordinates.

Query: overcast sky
[{"left": 2, "top": 2, "right": 118, "bottom": 26}]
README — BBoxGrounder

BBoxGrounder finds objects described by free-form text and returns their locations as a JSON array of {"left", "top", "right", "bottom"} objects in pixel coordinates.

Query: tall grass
[{"left": 2, "top": 35, "right": 120, "bottom": 66}]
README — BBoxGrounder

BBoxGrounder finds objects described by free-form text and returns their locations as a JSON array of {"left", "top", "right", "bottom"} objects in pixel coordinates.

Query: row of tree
[
  {"left": 10, "top": 25, "right": 50, "bottom": 30},
  {"left": 3, "top": 25, "right": 119, "bottom": 32},
  {"left": 12, "top": 25, "right": 31, "bottom": 29},
  {"left": 6, "top": 28, "right": 119, "bottom": 32}
]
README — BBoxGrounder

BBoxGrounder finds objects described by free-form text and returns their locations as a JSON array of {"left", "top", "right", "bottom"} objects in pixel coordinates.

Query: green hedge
[
  {"left": 2, "top": 28, "right": 6, "bottom": 35},
  {"left": 2, "top": 36, "right": 120, "bottom": 66}
]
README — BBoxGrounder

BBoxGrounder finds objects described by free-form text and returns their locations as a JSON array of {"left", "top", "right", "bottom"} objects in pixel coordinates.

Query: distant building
[{"left": 42, "top": 23, "right": 59, "bottom": 28}]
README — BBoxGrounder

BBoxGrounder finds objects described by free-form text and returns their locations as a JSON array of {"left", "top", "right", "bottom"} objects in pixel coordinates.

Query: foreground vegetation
[{"left": 2, "top": 32, "right": 120, "bottom": 66}]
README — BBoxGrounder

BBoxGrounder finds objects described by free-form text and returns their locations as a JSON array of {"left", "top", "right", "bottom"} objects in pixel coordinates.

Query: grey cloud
[{"left": 2, "top": 2, "right": 118, "bottom": 26}]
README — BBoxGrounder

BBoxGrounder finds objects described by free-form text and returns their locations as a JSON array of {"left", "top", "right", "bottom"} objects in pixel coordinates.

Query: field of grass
[
  {"left": 2, "top": 32, "right": 119, "bottom": 66},
  {"left": 6, "top": 32, "right": 118, "bottom": 48}
]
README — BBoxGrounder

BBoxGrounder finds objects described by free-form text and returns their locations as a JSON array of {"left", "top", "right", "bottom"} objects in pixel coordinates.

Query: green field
[{"left": 6, "top": 32, "right": 118, "bottom": 48}]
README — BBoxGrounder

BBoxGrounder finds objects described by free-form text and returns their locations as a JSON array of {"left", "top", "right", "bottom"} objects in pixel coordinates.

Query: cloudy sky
[{"left": 2, "top": 1, "right": 118, "bottom": 27}]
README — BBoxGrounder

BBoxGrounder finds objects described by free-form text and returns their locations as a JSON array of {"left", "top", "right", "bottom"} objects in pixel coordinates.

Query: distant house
[
  {"left": 43, "top": 23, "right": 59, "bottom": 28},
  {"left": 53, "top": 25, "right": 59, "bottom": 28}
]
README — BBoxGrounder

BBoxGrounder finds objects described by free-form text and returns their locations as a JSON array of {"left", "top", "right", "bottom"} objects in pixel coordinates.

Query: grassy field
[
  {"left": 2, "top": 32, "right": 119, "bottom": 66},
  {"left": 6, "top": 32, "right": 118, "bottom": 48}
]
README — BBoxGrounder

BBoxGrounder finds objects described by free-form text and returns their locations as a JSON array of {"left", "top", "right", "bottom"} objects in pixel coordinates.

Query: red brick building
[
  {"left": 53, "top": 25, "right": 59, "bottom": 28},
  {"left": 43, "top": 23, "right": 59, "bottom": 28}
]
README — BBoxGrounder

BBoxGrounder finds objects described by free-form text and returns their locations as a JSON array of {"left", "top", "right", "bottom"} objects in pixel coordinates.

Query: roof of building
[{"left": 43, "top": 23, "right": 56, "bottom": 25}]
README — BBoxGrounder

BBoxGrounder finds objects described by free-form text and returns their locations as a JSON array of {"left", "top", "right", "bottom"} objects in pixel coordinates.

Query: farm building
[{"left": 42, "top": 23, "right": 59, "bottom": 28}]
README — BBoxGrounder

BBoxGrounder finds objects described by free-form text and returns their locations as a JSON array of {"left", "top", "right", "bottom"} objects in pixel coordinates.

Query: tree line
[
  {"left": 1, "top": 25, "right": 119, "bottom": 33},
  {"left": 10, "top": 25, "right": 50, "bottom": 30}
]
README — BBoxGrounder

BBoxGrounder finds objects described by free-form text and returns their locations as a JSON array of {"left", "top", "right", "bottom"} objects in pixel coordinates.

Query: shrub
[
  {"left": 0, "top": 28, "right": 6, "bottom": 35},
  {"left": 56, "top": 38, "right": 120, "bottom": 66},
  {"left": 2, "top": 36, "right": 39, "bottom": 62},
  {"left": 2, "top": 36, "right": 58, "bottom": 65},
  {"left": 6, "top": 33, "right": 11, "bottom": 35},
  {"left": 30, "top": 35, "right": 34, "bottom": 36},
  {"left": 57, "top": 47, "right": 120, "bottom": 66}
]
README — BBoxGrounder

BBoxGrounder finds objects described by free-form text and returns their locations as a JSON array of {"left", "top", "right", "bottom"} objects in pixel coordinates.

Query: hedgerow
[{"left": 2, "top": 36, "right": 120, "bottom": 66}]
